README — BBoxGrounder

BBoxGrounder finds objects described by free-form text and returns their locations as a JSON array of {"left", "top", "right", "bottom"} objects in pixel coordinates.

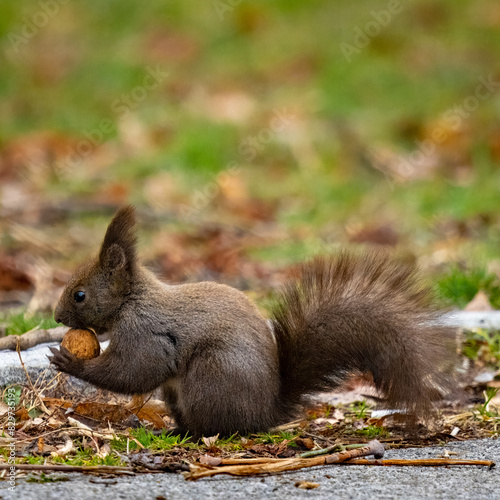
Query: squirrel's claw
[{"left": 48, "top": 346, "right": 81, "bottom": 375}]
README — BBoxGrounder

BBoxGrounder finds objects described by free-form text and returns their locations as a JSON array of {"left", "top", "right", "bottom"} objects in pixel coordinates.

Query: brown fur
[
  {"left": 271, "top": 253, "right": 455, "bottom": 419},
  {"left": 50, "top": 206, "right": 455, "bottom": 437}
]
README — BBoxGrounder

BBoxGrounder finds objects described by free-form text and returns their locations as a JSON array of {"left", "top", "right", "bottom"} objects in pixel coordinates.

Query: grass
[
  {"left": 110, "top": 427, "right": 299, "bottom": 454},
  {"left": 0, "top": 311, "right": 59, "bottom": 337},
  {"left": 51, "top": 448, "right": 126, "bottom": 467},
  {"left": 351, "top": 401, "right": 370, "bottom": 420},
  {"left": 24, "top": 455, "right": 46, "bottom": 465},
  {"left": 462, "top": 329, "right": 500, "bottom": 368},
  {"left": 26, "top": 473, "right": 69, "bottom": 483},
  {"left": 436, "top": 266, "right": 500, "bottom": 309},
  {"left": 1, "top": 0, "right": 500, "bottom": 269},
  {"left": 1, "top": 2, "right": 500, "bottom": 365},
  {"left": 475, "top": 388, "right": 500, "bottom": 422},
  {"left": 258, "top": 430, "right": 299, "bottom": 447},
  {"left": 111, "top": 428, "right": 192, "bottom": 453},
  {"left": 355, "top": 425, "right": 390, "bottom": 439},
  {"left": 0, "top": 446, "right": 126, "bottom": 467}
]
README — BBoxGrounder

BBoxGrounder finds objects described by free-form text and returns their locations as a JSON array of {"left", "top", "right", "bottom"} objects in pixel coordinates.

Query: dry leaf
[
  {"left": 465, "top": 291, "right": 494, "bottom": 312},
  {"left": 37, "top": 437, "right": 45, "bottom": 454},
  {"left": 295, "top": 437, "right": 315, "bottom": 450},
  {"left": 0, "top": 402, "right": 9, "bottom": 417},
  {"left": 295, "top": 481, "right": 320, "bottom": 490},
  {"left": 187, "top": 88, "right": 256, "bottom": 124},
  {"left": 135, "top": 406, "right": 168, "bottom": 429},
  {"left": 347, "top": 223, "right": 399, "bottom": 247},
  {"left": 97, "top": 443, "right": 111, "bottom": 459},
  {"left": 68, "top": 416, "right": 92, "bottom": 431},
  {"left": 51, "top": 433, "right": 74, "bottom": 458},
  {"left": 0, "top": 131, "right": 78, "bottom": 185},
  {"left": 200, "top": 455, "right": 222, "bottom": 466},
  {"left": 143, "top": 28, "right": 198, "bottom": 63},
  {"left": 0, "top": 254, "right": 33, "bottom": 291},
  {"left": 202, "top": 435, "right": 219, "bottom": 448},
  {"left": 43, "top": 398, "right": 167, "bottom": 430},
  {"left": 14, "top": 407, "right": 30, "bottom": 422}
]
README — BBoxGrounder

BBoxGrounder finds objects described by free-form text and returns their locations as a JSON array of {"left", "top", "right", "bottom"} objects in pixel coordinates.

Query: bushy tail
[{"left": 270, "top": 250, "right": 455, "bottom": 419}]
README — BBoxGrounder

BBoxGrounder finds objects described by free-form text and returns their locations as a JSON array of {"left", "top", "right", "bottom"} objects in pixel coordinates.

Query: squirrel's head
[{"left": 54, "top": 206, "right": 138, "bottom": 332}]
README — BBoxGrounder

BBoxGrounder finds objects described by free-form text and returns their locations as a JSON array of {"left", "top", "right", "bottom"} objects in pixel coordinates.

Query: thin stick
[
  {"left": 300, "top": 443, "right": 367, "bottom": 458},
  {"left": 269, "top": 420, "right": 303, "bottom": 432},
  {"left": 206, "top": 443, "right": 366, "bottom": 464},
  {"left": 186, "top": 440, "right": 384, "bottom": 480},
  {"left": 14, "top": 427, "right": 75, "bottom": 444},
  {"left": 15, "top": 341, "right": 49, "bottom": 414},
  {"left": 202, "top": 457, "right": 283, "bottom": 466},
  {"left": 343, "top": 458, "right": 495, "bottom": 468},
  {"left": 0, "top": 464, "right": 134, "bottom": 474},
  {"left": 187, "top": 457, "right": 325, "bottom": 479}
]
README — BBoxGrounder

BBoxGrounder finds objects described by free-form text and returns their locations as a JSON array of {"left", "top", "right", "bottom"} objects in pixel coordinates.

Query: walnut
[{"left": 61, "top": 328, "right": 100, "bottom": 360}]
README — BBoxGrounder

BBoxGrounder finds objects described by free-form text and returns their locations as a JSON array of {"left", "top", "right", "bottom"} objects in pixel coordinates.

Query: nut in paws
[{"left": 48, "top": 346, "right": 83, "bottom": 375}]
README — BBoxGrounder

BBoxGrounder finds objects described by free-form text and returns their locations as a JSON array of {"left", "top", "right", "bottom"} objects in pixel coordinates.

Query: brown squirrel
[{"left": 49, "top": 206, "right": 454, "bottom": 437}]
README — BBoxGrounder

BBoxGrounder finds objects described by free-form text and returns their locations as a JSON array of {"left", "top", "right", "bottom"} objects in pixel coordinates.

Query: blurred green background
[{"left": 1, "top": 0, "right": 500, "bottom": 306}]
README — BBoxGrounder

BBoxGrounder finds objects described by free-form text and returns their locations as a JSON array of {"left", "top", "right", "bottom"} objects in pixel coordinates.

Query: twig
[
  {"left": 185, "top": 439, "right": 385, "bottom": 480},
  {"left": 300, "top": 444, "right": 343, "bottom": 458},
  {"left": 0, "top": 464, "right": 134, "bottom": 475},
  {"left": 0, "top": 326, "right": 67, "bottom": 350},
  {"left": 300, "top": 442, "right": 366, "bottom": 458},
  {"left": 302, "top": 431, "right": 330, "bottom": 442},
  {"left": 201, "top": 456, "right": 283, "bottom": 466},
  {"left": 343, "top": 458, "right": 495, "bottom": 468},
  {"left": 14, "top": 427, "right": 75, "bottom": 444},
  {"left": 269, "top": 420, "right": 303, "bottom": 432},
  {"left": 15, "top": 341, "right": 49, "bottom": 414}
]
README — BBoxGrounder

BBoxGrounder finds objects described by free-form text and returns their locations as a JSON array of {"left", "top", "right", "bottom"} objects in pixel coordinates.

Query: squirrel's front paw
[{"left": 48, "top": 346, "right": 83, "bottom": 376}]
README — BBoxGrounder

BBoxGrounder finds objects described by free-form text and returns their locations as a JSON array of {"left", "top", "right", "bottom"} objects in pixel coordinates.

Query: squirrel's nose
[
  {"left": 54, "top": 309, "right": 63, "bottom": 324},
  {"left": 54, "top": 304, "right": 63, "bottom": 324}
]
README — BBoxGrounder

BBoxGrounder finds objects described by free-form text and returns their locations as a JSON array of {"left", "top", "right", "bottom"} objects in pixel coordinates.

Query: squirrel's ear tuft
[{"left": 99, "top": 206, "right": 137, "bottom": 272}]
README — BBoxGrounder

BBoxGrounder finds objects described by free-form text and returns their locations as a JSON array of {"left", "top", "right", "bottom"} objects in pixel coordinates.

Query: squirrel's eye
[{"left": 74, "top": 291, "right": 86, "bottom": 303}]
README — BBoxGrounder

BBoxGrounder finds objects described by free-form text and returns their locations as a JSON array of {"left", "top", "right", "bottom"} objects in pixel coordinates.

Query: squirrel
[{"left": 49, "top": 206, "right": 454, "bottom": 437}]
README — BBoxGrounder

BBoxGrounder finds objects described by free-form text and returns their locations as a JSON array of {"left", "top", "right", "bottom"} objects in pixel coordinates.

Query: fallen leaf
[
  {"left": 0, "top": 402, "right": 9, "bottom": 417},
  {"left": 43, "top": 398, "right": 167, "bottom": 430},
  {"left": 96, "top": 443, "right": 111, "bottom": 459},
  {"left": 51, "top": 433, "right": 74, "bottom": 458},
  {"left": 37, "top": 437, "right": 45, "bottom": 454},
  {"left": 295, "top": 437, "right": 315, "bottom": 450},
  {"left": 0, "top": 254, "right": 33, "bottom": 291},
  {"left": 143, "top": 28, "right": 198, "bottom": 63},
  {"left": 200, "top": 455, "right": 222, "bottom": 466},
  {"left": 465, "top": 291, "right": 495, "bottom": 312},
  {"left": 295, "top": 481, "right": 320, "bottom": 490},
  {"left": 347, "top": 223, "right": 399, "bottom": 247},
  {"left": 135, "top": 406, "right": 168, "bottom": 430},
  {"left": 202, "top": 435, "right": 219, "bottom": 448},
  {"left": 14, "top": 407, "right": 30, "bottom": 422}
]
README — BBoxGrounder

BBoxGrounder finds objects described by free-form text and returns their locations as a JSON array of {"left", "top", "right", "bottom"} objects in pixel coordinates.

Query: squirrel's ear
[{"left": 99, "top": 206, "right": 137, "bottom": 272}]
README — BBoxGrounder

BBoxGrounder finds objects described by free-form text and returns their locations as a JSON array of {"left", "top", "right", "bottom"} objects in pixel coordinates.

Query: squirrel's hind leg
[{"left": 166, "top": 349, "right": 281, "bottom": 438}]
